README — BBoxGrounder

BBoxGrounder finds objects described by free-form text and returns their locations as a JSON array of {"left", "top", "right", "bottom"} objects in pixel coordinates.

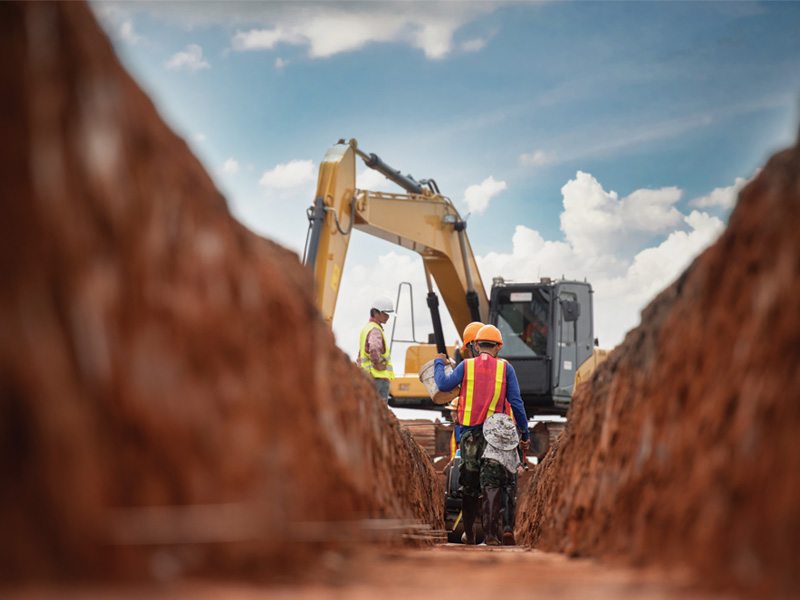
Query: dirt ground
[
  {"left": 2, "top": 544, "right": 738, "bottom": 600},
  {"left": 3, "top": 2, "right": 799, "bottom": 598}
]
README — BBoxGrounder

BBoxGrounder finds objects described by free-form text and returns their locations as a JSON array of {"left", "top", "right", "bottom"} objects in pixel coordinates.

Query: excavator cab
[{"left": 489, "top": 278, "right": 595, "bottom": 417}]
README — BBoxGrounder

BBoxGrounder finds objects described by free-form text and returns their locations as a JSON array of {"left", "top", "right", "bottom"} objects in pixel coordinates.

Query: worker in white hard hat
[{"left": 358, "top": 295, "right": 395, "bottom": 401}]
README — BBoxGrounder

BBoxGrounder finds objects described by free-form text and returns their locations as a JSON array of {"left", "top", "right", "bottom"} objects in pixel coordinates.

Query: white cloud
[
  {"left": 357, "top": 168, "right": 399, "bottom": 193},
  {"left": 110, "top": 3, "right": 498, "bottom": 61},
  {"left": 259, "top": 159, "right": 315, "bottom": 189},
  {"left": 689, "top": 173, "right": 755, "bottom": 209},
  {"left": 463, "top": 176, "right": 507, "bottom": 215},
  {"left": 194, "top": 133, "right": 207, "bottom": 142},
  {"left": 461, "top": 38, "right": 488, "bottom": 53},
  {"left": 621, "top": 210, "right": 725, "bottom": 303},
  {"left": 230, "top": 5, "right": 494, "bottom": 59},
  {"left": 413, "top": 21, "right": 456, "bottom": 59},
  {"left": 275, "top": 57, "right": 288, "bottom": 69},
  {"left": 474, "top": 172, "right": 734, "bottom": 349},
  {"left": 233, "top": 28, "right": 296, "bottom": 51},
  {"left": 479, "top": 226, "right": 578, "bottom": 285},
  {"left": 90, "top": 6, "right": 151, "bottom": 47},
  {"left": 165, "top": 44, "right": 211, "bottom": 71},
  {"left": 560, "top": 171, "right": 683, "bottom": 257},
  {"left": 118, "top": 19, "right": 144, "bottom": 45},
  {"left": 519, "top": 150, "right": 556, "bottom": 167},
  {"left": 223, "top": 157, "right": 240, "bottom": 174}
]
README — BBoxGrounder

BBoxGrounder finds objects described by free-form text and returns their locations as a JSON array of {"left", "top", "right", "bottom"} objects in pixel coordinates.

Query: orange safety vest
[{"left": 457, "top": 354, "right": 508, "bottom": 427}]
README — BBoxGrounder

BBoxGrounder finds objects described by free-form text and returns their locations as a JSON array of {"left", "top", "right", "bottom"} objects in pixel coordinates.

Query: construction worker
[
  {"left": 467, "top": 321, "right": 524, "bottom": 545},
  {"left": 461, "top": 321, "right": 484, "bottom": 360},
  {"left": 358, "top": 296, "right": 395, "bottom": 401},
  {"left": 448, "top": 322, "right": 484, "bottom": 459},
  {"left": 433, "top": 324, "right": 530, "bottom": 546},
  {"left": 461, "top": 322, "right": 523, "bottom": 544}
]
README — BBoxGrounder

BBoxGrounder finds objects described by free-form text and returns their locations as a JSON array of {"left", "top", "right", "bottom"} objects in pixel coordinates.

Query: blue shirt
[{"left": 434, "top": 356, "right": 530, "bottom": 442}]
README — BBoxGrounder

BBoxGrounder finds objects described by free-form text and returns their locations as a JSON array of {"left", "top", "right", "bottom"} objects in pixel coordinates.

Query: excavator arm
[{"left": 304, "top": 139, "right": 489, "bottom": 348}]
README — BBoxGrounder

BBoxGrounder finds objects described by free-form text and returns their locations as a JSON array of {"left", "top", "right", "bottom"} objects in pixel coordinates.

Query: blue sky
[{"left": 92, "top": 0, "right": 800, "bottom": 368}]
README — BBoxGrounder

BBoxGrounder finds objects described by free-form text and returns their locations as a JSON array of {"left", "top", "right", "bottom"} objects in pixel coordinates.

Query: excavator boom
[{"left": 306, "top": 139, "right": 488, "bottom": 340}]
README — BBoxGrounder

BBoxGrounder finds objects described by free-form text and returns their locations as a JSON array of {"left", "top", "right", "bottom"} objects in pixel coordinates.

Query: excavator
[{"left": 303, "top": 139, "right": 607, "bottom": 540}]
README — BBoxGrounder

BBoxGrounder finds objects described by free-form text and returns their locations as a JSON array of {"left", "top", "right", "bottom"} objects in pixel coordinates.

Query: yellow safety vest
[{"left": 359, "top": 321, "right": 394, "bottom": 380}]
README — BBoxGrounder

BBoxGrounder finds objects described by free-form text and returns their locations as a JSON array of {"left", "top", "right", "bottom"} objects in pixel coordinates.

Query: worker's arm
[
  {"left": 505, "top": 364, "right": 530, "bottom": 441},
  {"left": 433, "top": 358, "right": 464, "bottom": 392}
]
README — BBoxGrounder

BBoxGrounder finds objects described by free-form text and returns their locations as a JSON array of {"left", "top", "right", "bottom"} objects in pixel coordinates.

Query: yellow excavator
[
  {"left": 303, "top": 138, "right": 608, "bottom": 542},
  {"left": 303, "top": 139, "right": 607, "bottom": 456}
]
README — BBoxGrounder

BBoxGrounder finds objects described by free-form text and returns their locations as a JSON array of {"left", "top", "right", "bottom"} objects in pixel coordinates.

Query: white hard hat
[{"left": 371, "top": 296, "right": 394, "bottom": 313}]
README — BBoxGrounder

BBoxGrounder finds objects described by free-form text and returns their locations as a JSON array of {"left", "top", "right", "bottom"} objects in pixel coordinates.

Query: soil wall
[
  {"left": 0, "top": 1, "right": 442, "bottom": 582},
  {"left": 517, "top": 140, "right": 800, "bottom": 597}
]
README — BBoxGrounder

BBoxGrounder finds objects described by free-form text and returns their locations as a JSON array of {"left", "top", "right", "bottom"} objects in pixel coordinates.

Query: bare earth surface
[
  {"left": 3, "top": 545, "right": 737, "bottom": 600},
  {"left": 3, "top": 2, "right": 799, "bottom": 598}
]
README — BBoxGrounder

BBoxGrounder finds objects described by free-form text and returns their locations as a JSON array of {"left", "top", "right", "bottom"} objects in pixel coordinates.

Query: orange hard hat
[
  {"left": 475, "top": 324, "right": 503, "bottom": 347},
  {"left": 461, "top": 321, "right": 484, "bottom": 350}
]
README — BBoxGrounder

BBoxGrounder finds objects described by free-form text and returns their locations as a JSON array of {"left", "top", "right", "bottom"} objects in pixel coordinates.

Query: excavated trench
[{"left": 1, "top": 2, "right": 799, "bottom": 598}]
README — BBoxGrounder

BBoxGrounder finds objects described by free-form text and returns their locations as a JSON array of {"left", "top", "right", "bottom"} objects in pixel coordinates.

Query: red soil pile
[
  {"left": 517, "top": 140, "right": 800, "bottom": 597},
  {"left": 0, "top": 1, "right": 442, "bottom": 583}
]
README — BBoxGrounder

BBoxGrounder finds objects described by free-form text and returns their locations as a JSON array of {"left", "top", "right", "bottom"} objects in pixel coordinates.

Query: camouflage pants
[
  {"left": 373, "top": 377, "right": 390, "bottom": 402},
  {"left": 458, "top": 428, "right": 511, "bottom": 498}
]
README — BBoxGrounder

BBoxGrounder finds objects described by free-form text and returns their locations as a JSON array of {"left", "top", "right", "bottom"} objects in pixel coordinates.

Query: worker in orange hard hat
[
  {"left": 447, "top": 322, "right": 483, "bottom": 458},
  {"left": 448, "top": 322, "right": 483, "bottom": 460},
  {"left": 461, "top": 321, "right": 484, "bottom": 359},
  {"left": 433, "top": 324, "right": 530, "bottom": 546}
]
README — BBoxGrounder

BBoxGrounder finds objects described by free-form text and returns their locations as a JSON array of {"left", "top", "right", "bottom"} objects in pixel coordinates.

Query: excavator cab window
[{"left": 494, "top": 287, "right": 551, "bottom": 358}]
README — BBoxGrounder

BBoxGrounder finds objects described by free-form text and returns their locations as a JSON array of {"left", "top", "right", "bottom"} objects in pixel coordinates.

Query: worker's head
[
  {"left": 461, "top": 321, "right": 484, "bottom": 357},
  {"left": 370, "top": 295, "right": 394, "bottom": 324},
  {"left": 475, "top": 324, "right": 503, "bottom": 357}
]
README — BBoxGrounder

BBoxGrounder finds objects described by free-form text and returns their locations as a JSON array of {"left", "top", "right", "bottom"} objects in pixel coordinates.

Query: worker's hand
[
  {"left": 373, "top": 361, "right": 386, "bottom": 371},
  {"left": 434, "top": 353, "right": 448, "bottom": 362},
  {"left": 519, "top": 438, "right": 531, "bottom": 454}
]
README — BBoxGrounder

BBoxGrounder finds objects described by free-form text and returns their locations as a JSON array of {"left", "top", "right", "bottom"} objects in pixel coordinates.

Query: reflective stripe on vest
[
  {"left": 358, "top": 321, "right": 394, "bottom": 380},
  {"left": 458, "top": 354, "right": 507, "bottom": 427}
]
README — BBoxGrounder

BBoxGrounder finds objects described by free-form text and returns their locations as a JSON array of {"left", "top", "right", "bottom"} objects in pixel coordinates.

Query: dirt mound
[
  {"left": 0, "top": 1, "right": 442, "bottom": 582},
  {"left": 517, "top": 140, "right": 800, "bottom": 597}
]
